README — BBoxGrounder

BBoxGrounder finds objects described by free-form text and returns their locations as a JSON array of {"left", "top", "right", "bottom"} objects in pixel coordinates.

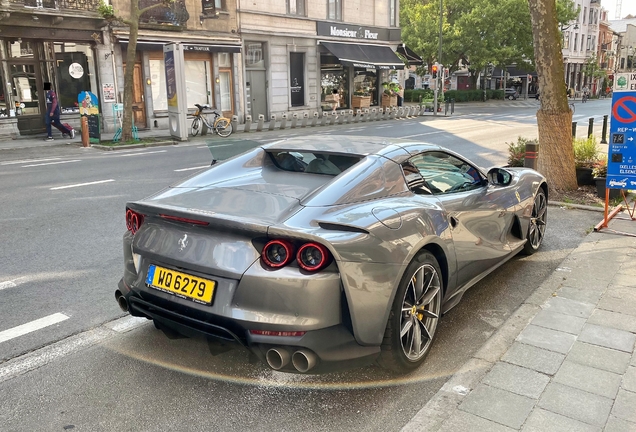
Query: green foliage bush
[
  {"left": 506, "top": 136, "right": 533, "bottom": 167},
  {"left": 573, "top": 136, "right": 600, "bottom": 168},
  {"left": 404, "top": 89, "right": 434, "bottom": 102}
]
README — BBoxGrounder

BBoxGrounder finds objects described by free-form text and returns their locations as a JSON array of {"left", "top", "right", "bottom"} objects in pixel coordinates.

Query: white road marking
[
  {"left": 1, "top": 158, "right": 61, "bottom": 166},
  {"left": 0, "top": 313, "right": 69, "bottom": 344},
  {"left": 399, "top": 131, "right": 445, "bottom": 139},
  {"left": 22, "top": 160, "right": 81, "bottom": 168},
  {"left": 208, "top": 143, "right": 234, "bottom": 148},
  {"left": 50, "top": 179, "right": 115, "bottom": 190},
  {"left": 110, "top": 150, "right": 167, "bottom": 157},
  {"left": 174, "top": 165, "right": 209, "bottom": 172},
  {"left": 0, "top": 281, "right": 17, "bottom": 290}
]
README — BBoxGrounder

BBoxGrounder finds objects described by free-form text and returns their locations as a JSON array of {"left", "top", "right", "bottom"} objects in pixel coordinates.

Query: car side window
[{"left": 406, "top": 152, "right": 485, "bottom": 195}]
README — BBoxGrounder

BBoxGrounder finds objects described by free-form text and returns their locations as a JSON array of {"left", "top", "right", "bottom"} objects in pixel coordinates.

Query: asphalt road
[{"left": 0, "top": 99, "right": 610, "bottom": 431}]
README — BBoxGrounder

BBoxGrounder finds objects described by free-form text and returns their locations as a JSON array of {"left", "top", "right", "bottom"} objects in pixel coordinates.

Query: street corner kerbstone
[
  {"left": 482, "top": 361, "right": 550, "bottom": 399},
  {"left": 553, "top": 360, "right": 623, "bottom": 399},
  {"left": 543, "top": 296, "right": 595, "bottom": 319},
  {"left": 567, "top": 341, "right": 632, "bottom": 375},
  {"left": 578, "top": 323, "right": 636, "bottom": 353},
  {"left": 612, "top": 389, "right": 636, "bottom": 424},
  {"left": 516, "top": 325, "right": 577, "bottom": 354},
  {"left": 437, "top": 409, "right": 517, "bottom": 432},
  {"left": 531, "top": 309, "right": 587, "bottom": 335},
  {"left": 588, "top": 309, "right": 636, "bottom": 334},
  {"left": 521, "top": 408, "right": 602, "bottom": 432},
  {"left": 502, "top": 342, "right": 565, "bottom": 375},
  {"left": 537, "top": 383, "right": 613, "bottom": 427},
  {"left": 459, "top": 384, "right": 535, "bottom": 429},
  {"left": 623, "top": 366, "right": 636, "bottom": 393},
  {"left": 556, "top": 286, "right": 604, "bottom": 305},
  {"left": 604, "top": 416, "right": 636, "bottom": 432}
]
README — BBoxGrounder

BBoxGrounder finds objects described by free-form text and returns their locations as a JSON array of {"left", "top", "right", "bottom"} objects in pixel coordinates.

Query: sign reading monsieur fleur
[
  {"left": 607, "top": 73, "right": 636, "bottom": 190},
  {"left": 316, "top": 22, "right": 401, "bottom": 42}
]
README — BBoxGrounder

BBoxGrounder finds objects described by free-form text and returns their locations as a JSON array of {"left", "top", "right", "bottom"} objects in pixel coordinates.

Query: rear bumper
[{"left": 117, "top": 278, "right": 380, "bottom": 373}]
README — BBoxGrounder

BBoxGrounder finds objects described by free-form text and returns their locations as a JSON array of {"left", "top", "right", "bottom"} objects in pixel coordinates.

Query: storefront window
[
  {"left": 149, "top": 59, "right": 167, "bottom": 111},
  {"left": 320, "top": 54, "right": 348, "bottom": 110},
  {"left": 149, "top": 57, "right": 213, "bottom": 110},
  {"left": 8, "top": 40, "right": 36, "bottom": 59},
  {"left": 245, "top": 43, "right": 264, "bottom": 69},
  {"left": 353, "top": 69, "right": 378, "bottom": 106},
  {"left": 54, "top": 43, "right": 97, "bottom": 113},
  {"left": 219, "top": 71, "right": 231, "bottom": 112},
  {"left": 0, "top": 68, "right": 6, "bottom": 117},
  {"left": 11, "top": 64, "right": 39, "bottom": 116}
]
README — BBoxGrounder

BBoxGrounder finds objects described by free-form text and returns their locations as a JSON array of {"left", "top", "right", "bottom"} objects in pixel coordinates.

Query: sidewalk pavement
[{"left": 403, "top": 211, "right": 636, "bottom": 431}]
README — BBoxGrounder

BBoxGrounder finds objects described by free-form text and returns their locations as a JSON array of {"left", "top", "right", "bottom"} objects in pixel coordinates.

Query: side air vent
[{"left": 318, "top": 222, "right": 369, "bottom": 234}]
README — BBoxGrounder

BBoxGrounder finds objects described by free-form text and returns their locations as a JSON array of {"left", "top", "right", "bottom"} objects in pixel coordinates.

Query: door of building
[
  {"left": 246, "top": 70, "right": 267, "bottom": 119},
  {"left": 132, "top": 63, "right": 146, "bottom": 128},
  {"left": 10, "top": 62, "right": 45, "bottom": 135}
]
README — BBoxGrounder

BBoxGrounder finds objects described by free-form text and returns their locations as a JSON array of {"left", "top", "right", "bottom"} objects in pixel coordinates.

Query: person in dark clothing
[{"left": 44, "top": 82, "right": 74, "bottom": 141}]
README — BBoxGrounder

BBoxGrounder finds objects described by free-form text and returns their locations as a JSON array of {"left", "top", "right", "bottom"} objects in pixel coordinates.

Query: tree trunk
[
  {"left": 122, "top": 1, "right": 140, "bottom": 142},
  {"left": 527, "top": 0, "right": 577, "bottom": 191}
]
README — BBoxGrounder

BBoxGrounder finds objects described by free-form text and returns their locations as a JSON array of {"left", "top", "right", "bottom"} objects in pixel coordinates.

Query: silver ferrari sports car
[{"left": 116, "top": 136, "right": 547, "bottom": 374}]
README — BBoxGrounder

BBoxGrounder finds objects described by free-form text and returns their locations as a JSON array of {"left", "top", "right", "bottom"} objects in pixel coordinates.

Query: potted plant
[
  {"left": 573, "top": 136, "right": 600, "bottom": 186},
  {"left": 592, "top": 157, "right": 621, "bottom": 199},
  {"left": 381, "top": 82, "right": 399, "bottom": 107},
  {"left": 506, "top": 137, "right": 529, "bottom": 167},
  {"left": 351, "top": 90, "right": 371, "bottom": 109}
]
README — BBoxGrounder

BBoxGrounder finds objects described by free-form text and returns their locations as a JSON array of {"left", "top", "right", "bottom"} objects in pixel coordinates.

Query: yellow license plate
[{"left": 146, "top": 265, "right": 216, "bottom": 304}]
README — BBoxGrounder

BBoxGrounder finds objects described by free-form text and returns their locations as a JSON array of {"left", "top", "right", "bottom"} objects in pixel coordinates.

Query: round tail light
[
  {"left": 262, "top": 240, "right": 295, "bottom": 268},
  {"left": 125, "top": 208, "right": 144, "bottom": 235},
  {"left": 297, "top": 243, "right": 331, "bottom": 272}
]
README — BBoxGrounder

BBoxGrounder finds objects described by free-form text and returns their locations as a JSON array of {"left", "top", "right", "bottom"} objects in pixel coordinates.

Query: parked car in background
[{"left": 505, "top": 88, "right": 519, "bottom": 100}]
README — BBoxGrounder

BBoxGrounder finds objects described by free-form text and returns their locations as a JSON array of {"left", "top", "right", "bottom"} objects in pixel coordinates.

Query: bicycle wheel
[
  {"left": 214, "top": 118, "right": 233, "bottom": 137},
  {"left": 191, "top": 117, "right": 202, "bottom": 137}
]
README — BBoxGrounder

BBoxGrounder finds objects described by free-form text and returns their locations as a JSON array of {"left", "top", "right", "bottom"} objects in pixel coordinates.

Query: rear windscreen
[{"left": 268, "top": 151, "right": 362, "bottom": 176}]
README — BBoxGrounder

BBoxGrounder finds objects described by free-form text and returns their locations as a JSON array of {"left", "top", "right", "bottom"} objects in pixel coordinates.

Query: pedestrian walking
[{"left": 44, "top": 82, "right": 75, "bottom": 141}]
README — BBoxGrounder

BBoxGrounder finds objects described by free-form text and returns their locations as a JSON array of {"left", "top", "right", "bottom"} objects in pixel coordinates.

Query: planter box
[
  {"left": 594, "top": 177, "right": 622, "bottom": 199},
  {"left": 381, "top": 94, "right": 397, "bottom": 108},
  {"left": 351, "top": 96, "right": 371, "bottom": 109},
  {"left": 575, "top": 167, "right": 595, "bottom": 186}
]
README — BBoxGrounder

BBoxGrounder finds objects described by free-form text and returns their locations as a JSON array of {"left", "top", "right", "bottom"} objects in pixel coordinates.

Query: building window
[
  {"left": 290, "top": 52, "right": 305, "bottom": 107},
  {"left": 54, "top": 43, "right": 97, "bottom": 114},
  {"left": 149, "top": 54, "right": 213, "bottom": 110},
  {"left": 287, "top": 0, "right": 305, "bottom": 16},
  {"left": 581, "top": 34, "right": 585, "bottom": 52},
  {"left": 390, "top": 0, "right": 397, "bottom": 27},
  {"left": 563, "top": 32, "right": 570, "bottom": 49},
  {"left": 245, "top": 42, "right": 265, "bottom": 68},
  {"left": 202, "top": 0, "right": 224, "bottom": 14},
  {"left": 327, "top": 0, "right": 342, "bottom": 21},
  {"left": 573, "top": 34, "right": 578, "bottom": 51}
]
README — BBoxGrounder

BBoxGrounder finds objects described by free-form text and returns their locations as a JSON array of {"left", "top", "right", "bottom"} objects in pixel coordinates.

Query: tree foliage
[{"left": 400, "top": 0, "right": 578, "bottom": 75}]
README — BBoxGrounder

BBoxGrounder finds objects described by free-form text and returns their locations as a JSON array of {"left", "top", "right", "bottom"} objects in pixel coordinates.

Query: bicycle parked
[{"left": 191, "top": 104, "right": 233, "bottom": 137}]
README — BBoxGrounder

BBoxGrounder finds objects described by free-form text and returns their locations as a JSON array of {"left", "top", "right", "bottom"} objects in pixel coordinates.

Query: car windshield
[{"left": 268, "top": 151, "right": 362, "bottom": 175}]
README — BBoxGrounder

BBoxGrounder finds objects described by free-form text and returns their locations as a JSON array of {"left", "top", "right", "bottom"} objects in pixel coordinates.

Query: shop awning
[
  {"left": 320, "top": 41, "right": 405, "bottom": 70},
  {"left": 118, "top": 39, "right": 241, "bottom": 53},
  {"left": 397, "top": 44, "right": 424, "bottom": 66}
]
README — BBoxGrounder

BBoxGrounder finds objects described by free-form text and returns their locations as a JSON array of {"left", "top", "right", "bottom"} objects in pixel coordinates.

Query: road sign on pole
[{"left": 607, "top": 73, "right": 636, "bottom": 189}]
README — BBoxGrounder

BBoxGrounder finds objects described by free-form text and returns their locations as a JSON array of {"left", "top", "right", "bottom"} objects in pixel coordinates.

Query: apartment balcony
[
  {"left": 4, "top": 0, "right": 101, "bottom": 11},
  {"left": 139, "top": 0, "right": 189, "bottom": 28}
]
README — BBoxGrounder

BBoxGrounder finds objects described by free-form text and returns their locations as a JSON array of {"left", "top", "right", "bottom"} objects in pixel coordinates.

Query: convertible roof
[{"left": 262, "top": 135, "right": 440, "bottom": 160}]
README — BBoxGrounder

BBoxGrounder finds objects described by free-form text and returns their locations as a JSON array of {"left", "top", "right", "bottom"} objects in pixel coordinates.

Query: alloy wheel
[
  {"left": 528, "top": 191, "right": 547, "bottom": 249},
  {"left": 400, "top": 264, "right": 441, "bottom": 361}
]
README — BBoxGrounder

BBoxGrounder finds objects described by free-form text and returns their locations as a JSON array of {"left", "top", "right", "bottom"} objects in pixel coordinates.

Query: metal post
[
  {"left": 601, "top": 115, "right": 608, "bottom": 144},
  {"left": 571, "top": 121, "right": 577, "bottom": 138},
  {"left": 451, "top": 98, "right": 455, "bottom": 114},
  {"left": 524, "top": 140, "right": 539, "bottom": 170},
  {"left": 587, "top": 117, "right": 593, "bottom": 138}
]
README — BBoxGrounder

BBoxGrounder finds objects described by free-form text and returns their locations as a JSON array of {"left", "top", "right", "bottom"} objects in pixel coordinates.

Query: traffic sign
[{"left": 607, "top": 73, "right": 636, "bottom": 189}]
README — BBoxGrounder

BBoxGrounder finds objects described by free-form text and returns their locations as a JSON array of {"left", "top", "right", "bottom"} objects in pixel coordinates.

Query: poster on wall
[
  {"left": 165, "top": 49, "right": 177, "bottom": 108},
  {"left": 78, "top": 91, "right": 100, "bottom": 143},
  {"left": 102, "top": 83, "right": 115, "bottom": 103},
  {"left": 290, "top": 52, "right": 305, "bottom": 107}
]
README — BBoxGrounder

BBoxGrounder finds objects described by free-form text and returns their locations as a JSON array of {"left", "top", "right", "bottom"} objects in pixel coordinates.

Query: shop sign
[
  {"left": 184, "top": 45, "right": 214, "bottom": 52},
  {"left": 607, "top": 73, "right": 636, "bottom": 189},
  {"left": 69, "top": 63, "right": 84, "bottom": 79},
  {"left": 316, "top": 21, "right": 401, "bottom": 42}
]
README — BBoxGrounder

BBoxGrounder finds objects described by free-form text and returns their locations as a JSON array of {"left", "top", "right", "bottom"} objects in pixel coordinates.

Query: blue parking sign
[{"left": 608, "top": 73, "right": 636, "bottom": 189}]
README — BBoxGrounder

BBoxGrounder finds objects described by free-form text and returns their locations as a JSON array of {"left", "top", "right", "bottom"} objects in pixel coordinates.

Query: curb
[
  {"left": 89, "top": 140, "right": 176, "bottom": 151},
  {"left": 547, "top": 200, "right": 604, "bottom": 212}
]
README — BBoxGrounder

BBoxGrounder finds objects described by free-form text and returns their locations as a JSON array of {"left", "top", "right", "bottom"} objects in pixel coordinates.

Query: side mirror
[{"left": 487, "top": 167, "right": 513, "bottom": 186}]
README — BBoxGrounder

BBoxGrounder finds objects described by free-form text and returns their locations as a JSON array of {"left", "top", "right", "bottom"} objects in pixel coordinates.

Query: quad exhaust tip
[
  {"left": 292, "top": 349, "right": 317, "bottom": 373},
  {"left": 266, "top": 348, "right": 291, "bottom": 370},
  {"left": 115, "top": 290, "right": 129, "bottom": 313}
]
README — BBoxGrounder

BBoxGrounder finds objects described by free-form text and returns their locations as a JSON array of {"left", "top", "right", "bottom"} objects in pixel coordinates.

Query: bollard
[
  {"left": 231, "top": 115, "right": 239, "bottom": 133},
  {"left": 311, "top": 112, "right": 319, "bottom": 127},
  {"left": 601, "top": 114, "right": 608, "bottom": 144},
  {"left": 269, "top": 114, "right": 277, "bottom": 131},
  {"left": 354, "top": 110, "right": 362, "bottom": 123},
  {"left": 280, "top": 113, "right": 288, "bottom": 130},
  {"left": 445, "top": 100, "right": 449, "bottom": 116},
  {"left": 291, "top": 113, "right": 298, "bottom": 129},
  {"left": 362, "top": 108, "right": 369, "bottom": 122},
  {"left": 256, "top": 114, "right": 264, "bottom": 132},
  {"left": 301, "top": 112, "right": 308, "bottom": 128},
  {"left": 81, "top": 116, "right": 90, "bottom": 147},
  {"left": 321, "top": 112, "right": 329, "bottom": 126},
  {"left": 329, "top": 112, "right": 337, "bottom": 125},
  {"left": 337, "top": 111, "right": 345, "bottom": 125},
  {"left": 370, "top": 108, "right": 377, "bottom": 121},
  {"left": 587, "top": 117, "right": 594, "bottom": 138},
  {"left": 571, "top": 121, "right": 577, "bottom": 138},
  {"left": 345, "top": 109, "right": 354, "bottom": 124},
  {"left": 524, "top": 140, "right": 539, "bottom": 170},
  {"left": 451, "top": 98, "right": 455, "bottom": 115},
  {"left": 244, "top": 115, "right": 252, "bottom": 132}
]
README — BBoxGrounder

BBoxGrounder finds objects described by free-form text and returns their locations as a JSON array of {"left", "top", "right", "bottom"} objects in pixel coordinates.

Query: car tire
[
  {"left": 377, "top": 251, "right": 443, "bottom": 373},
  {"left": 508, "top": 95, "right": 514, "bottom": 100},
  {"left": 522, "top": 188, "right": 547, "bottom": 255}
]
